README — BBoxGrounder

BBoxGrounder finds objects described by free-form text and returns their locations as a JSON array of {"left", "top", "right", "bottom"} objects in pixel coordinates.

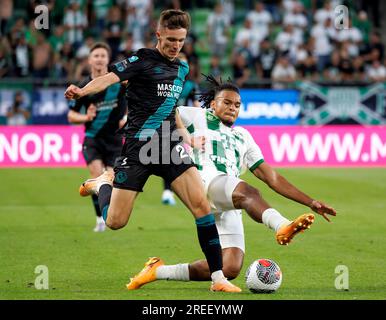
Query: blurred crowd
[
  {"left": 0, "top": 0, "right": 156, "bottom": 80},
  {"left": 0, "top": 0, "right": 385, "bottom": 88},
  {"left": 227, "top": 0, "right": 386, "bottom": 88}
]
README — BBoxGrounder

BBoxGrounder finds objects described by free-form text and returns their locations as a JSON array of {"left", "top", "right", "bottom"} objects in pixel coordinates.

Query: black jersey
[
  {"left": 69, "top": 75, "right": 127, "bottom": 139},
  {"left": 109, "top": 48, "right": 189, "bottom": 140}
]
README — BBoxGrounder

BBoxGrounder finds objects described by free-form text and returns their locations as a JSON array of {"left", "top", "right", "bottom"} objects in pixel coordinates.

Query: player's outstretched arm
[
  {"left": 64, "top": 72, "right": 120, "bottom": 100},
  {"left": 252, "top": 162, "right": 337, "bottom": 222}
]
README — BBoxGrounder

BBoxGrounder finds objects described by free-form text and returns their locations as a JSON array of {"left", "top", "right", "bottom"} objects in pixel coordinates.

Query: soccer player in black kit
[
  {"left": 65, "top": 10, "right": 241, "bottom": 293},
  {"left": 67, "top": 42, "right": 127, "bottom": 232}
]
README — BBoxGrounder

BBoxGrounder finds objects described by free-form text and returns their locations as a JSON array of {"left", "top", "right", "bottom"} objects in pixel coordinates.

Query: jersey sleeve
[
  {"left": 234, "top": 126, "right": 264, "bottom": 171},
  {"left": 109, "top": 49, "right": 145, "bottom": 82},
  {"left": 177, "top": 106, "right": 204, "bottom": 134}
]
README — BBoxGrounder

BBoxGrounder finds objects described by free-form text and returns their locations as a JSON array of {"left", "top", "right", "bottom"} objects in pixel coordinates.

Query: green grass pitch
[{"left": 1, "top": 167, "right": 385, "bottom": 300}]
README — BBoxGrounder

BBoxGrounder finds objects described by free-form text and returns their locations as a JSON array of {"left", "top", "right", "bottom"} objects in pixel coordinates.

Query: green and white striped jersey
[{"left": 178, "top": 107, "right": 264, "bottom": 188}]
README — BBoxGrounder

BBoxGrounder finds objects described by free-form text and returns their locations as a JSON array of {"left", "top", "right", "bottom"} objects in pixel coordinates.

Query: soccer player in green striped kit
[{"left": 127, "top": 76, "right": 337, "bottom": 286}]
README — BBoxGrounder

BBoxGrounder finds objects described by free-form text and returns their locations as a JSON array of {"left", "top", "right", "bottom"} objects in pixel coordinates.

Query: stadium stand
[{"left": 0, "top": 0, "right": 385, "bottom": 88}]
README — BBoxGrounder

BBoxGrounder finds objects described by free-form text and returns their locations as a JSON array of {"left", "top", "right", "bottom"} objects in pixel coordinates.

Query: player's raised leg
[
  {"left": 79, "top": 170, "right": 139, "bottom": 230},
  {"left": 207, "top": 176, "right": 314, "bottom": 246},
  {"left": 230, "top": 180, "right": 314, "bottom": 245}
]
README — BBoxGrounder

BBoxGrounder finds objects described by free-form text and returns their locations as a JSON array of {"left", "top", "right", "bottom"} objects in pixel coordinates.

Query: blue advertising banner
[
  {"left": 31, "top": 88, "right": 69, "bottom": 124},
  {"left": 1, "top": 87, "right": 301, "bottom": 125},
  {"left": 235, "top": 89, "right": 300, "bottom": 125}
]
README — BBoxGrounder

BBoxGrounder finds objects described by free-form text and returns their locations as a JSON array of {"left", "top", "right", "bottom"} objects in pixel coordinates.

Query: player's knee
[
  {"left": 106, "top": 216, "right": 127, "bottom": 230},
  {"left": 107, "top": 221, "right": 126, "bottom": 230},
  {"left": 223, "top": 264, "right": 241, "bottom": 280},
  {"left": 247, "top": 186, "right": 262, "bottom": 201},
  {"left": 233, "top": 183, "right": 261, "bottom": 207},
  {"left": 245, "top": 184, "right": 261, "bottom": 200}
]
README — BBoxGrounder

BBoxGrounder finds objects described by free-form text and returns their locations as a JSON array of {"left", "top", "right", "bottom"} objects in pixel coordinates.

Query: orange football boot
[
  {"left": 126, "top": 257, "right": 164, "bottom": 290},
  {"left": 79, "top": 170, "right": 114, "bottom": 197},
  {"left": 210, "top": 280, "right": 242, "bottom": 293},
  {"left": 276, "top": 213, "right": 315, "bottom": 245}
]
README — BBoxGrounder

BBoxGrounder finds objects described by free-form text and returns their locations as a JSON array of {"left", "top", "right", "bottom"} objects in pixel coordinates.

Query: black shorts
[
  {"left": 113, "top": 139, "right": 196, "bottom": 192},
  {"left": 82, "top": 136, "right": 122, "bottom": 167}
]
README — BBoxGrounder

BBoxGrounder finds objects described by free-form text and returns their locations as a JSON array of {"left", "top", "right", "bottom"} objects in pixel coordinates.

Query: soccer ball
[{"left": 245, "top": 259, "right": 282, "bottom": 293}]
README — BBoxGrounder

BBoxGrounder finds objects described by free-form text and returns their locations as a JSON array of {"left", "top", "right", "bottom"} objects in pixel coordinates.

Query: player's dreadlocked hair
[{"left": 198, "top": 74, "right": 240, "bottom": 109}]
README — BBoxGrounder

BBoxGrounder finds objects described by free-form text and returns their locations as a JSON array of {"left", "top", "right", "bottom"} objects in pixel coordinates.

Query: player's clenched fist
[{"left": 65, "top": 84, "right": 83, "bottom": 100}]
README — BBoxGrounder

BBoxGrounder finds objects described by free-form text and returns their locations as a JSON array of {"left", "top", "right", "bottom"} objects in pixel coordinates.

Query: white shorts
[
  {"left": 207, "top": 175, "right": 243, "bottom": 213},
  {"left": 214, "top": 210, "right": 245, "bottom": 252},
  {"left": 207, "top": 175, "right": 245, "bottom": 252}
]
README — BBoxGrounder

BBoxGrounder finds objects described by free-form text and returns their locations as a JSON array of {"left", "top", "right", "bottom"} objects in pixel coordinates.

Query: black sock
[
  {"left": 163, "top": 179, "right": 172, "bottom": 191},
  {"left": 98, "top": 184, "right": 112, "bottom": 222},
  {"left": 195, "top": 214, "right": 223, "bottom": 274},
  {"left": 91, "top": 194, "right": 102, "bottom": 217}
]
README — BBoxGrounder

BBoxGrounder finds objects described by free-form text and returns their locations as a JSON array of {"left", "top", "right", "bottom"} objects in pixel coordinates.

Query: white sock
[
  {"left": 211, "top": 270, "right": 226, "bottom": 283},
  {"left": 96, "top": 216, "right": 104, "bottom": 224},
  {"left": 156, "top": 264, "right": 190, "bottom": 281},
  {"left": 262, "top": 208, "right": 291, "bottom": 232},
  {"left": 162, "top": 190, "right": 173, "bottom": 198}
]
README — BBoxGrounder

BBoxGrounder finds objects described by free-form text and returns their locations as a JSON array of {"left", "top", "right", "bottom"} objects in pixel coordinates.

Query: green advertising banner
[{"left": 299, "top": 82, "right": 386, "bottom": 125}]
